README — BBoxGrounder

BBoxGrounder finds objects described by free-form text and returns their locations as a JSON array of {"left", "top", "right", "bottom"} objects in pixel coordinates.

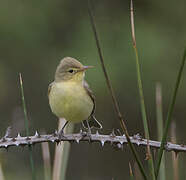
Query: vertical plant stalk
[
  {"left": 52, "top": 118, "right": 74, "bottom": 180},
  {"left": 171, "top": 122, "right": 179, "bottom": 180},
  {"left": 130, "top": 0, "right": 155, "bottom": 179},
  {"left": 155, "top": 49, "right": 186, "bottom": 177},
  {"left": 0, "top": 160, "right": 5, "bottom": 180},
  {"left": 60, "top": 123, "right": 74, "bottom": 180},
  {"left": 87, "top": 1, "right": 147, "bottom": 179},
  {"left": 19, "top": 73, "right": 36, "bottom": 180},
  {"left": 52, "top": 119, "right": 66, "bottom": 180},
  {"left": 155, "top": 83, "right": 166, "bottom": 180},
  {"left": 41, "top": 138, "right": 52, "bottom": 180}
]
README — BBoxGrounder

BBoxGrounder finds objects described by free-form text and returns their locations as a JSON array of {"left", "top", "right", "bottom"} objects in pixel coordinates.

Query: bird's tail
[{"left": 82, "top": 116, "right": 102, "bottom": 130}]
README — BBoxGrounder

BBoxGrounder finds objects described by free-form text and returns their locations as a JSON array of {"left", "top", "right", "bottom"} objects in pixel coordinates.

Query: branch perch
[{"left": 1, "top": 131, "right": 186, "bottom": 153}]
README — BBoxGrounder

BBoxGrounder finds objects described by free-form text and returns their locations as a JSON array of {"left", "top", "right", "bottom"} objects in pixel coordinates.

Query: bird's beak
[{"left": 80, "top": 65, "right": 94, "bottom": 71}]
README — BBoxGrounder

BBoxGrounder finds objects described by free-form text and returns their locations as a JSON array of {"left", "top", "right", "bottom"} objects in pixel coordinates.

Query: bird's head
[{"left": 55, "top": 57, "right": 93, "bottom": 82}]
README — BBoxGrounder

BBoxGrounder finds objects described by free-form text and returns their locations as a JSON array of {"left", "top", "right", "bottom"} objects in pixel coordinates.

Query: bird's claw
[
  {"left": 58, "top": 129, "right": 65, "bottom": 141},
  {"left": 86, "top": 130, "right": 92, "bottom": 142},
  {"left": 80, "top": 129, "right": 87, "bottom": 137}
]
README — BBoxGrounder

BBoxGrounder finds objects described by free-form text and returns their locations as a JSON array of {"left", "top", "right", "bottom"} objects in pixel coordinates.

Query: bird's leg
[
  {"left": 86, "top": 120, "right": 91, "bottom": 133},
  {"left": 58, "top": 121, "right": 68, "bottom": 140},
  {"left": 86, "top": 119, "right": 92, "bottom": 140},
  {"left": 79, "top": 122, "right": 87, "bottom": 137}
]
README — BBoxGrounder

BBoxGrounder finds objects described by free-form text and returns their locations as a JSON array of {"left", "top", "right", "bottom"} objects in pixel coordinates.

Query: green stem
[
  {"left": 19, "top": 73, "right": 36, "bottom": 180},
  {"left": 130, "top": 0, "right": 155, "bottom": 177},
  {"left": 155, "top": 49, "right": 186, "bottom": 178},
  {"left": 156, "top": 83, "right": 166, "bottom": 180},
  {"left": 87, "top": 1, "right": 147, "bottom": 179},
  {"left": 133, "top": 47, "right": 156, "bottom": 180},
  {"left": 130, "top": 0, "right": 156, "bottom": 176}
]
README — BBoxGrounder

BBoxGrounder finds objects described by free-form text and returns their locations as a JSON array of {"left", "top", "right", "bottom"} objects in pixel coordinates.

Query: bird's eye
[{"left": 68, "top": 69, "right": 74, "bottom": 73}]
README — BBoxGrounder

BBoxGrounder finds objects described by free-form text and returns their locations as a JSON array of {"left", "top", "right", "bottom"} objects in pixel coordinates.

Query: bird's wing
[
  {"left": 82, "top": 81, "right": 102, "bottom": 129},
  {"left": 83, "top": 80, "right": 96, "bottom": 116},
  {"left": 48, "top": 82, "right": 54, "bottom": 97}
]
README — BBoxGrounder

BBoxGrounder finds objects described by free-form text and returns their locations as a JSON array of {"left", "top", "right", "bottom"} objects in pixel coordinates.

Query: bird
[{"left": 48, "top": 57, "right": 102, "bottom": 136}]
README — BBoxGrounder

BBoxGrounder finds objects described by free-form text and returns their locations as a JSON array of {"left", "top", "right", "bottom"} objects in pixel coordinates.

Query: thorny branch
[{"left": 0, "top": 130, "right": 186, "bottom": 153}]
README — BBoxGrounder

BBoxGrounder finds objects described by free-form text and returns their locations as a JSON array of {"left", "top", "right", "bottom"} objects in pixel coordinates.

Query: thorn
[
  {"left": 116, "top": 143, "right": 123, "bottom": 149},
  {"left": 101, "top": 140, "right": 105, "bottom": 147},
  {"left": 53, "top": 130, "right": 58, "bottom": 137},
  {"left": 119, "top": 140, "right": 124, "bottom": 145},
  {"left": 50, "top": 139, "right": 55, "bottom": 143},
  {"left": 96, "top": 130, "right": 99, "bottom": 135},
  {"left": 17, "top": 133, "right": 21, "bottom": 138},
  {"left": 112, "top": 142, "right": 123, "bottom": 150},
  {"left": 34, "top": 131, "right": 40, "bottom": 137},
  {"left": 15, "top": 142, "right": 20, "bottom": 146},
  {"left": 4, "top": 126, "right": 12, "bottom": 138},
  {"left": 110, "top": 129, "right": 116, "bottom": 138},
  {"left": 75, "top": 138, "right": 80, "bottom": 144},
  {"left": 133, "top": 133, "right": 142, "bottom": 140}
]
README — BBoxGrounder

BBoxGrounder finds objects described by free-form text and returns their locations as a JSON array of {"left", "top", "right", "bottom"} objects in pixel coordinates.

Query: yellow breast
[{"left": 49, "top": 81, "right": 94, "bottom": 123}]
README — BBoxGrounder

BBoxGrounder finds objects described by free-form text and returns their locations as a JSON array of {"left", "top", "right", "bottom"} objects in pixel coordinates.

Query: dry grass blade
[
  {"left": 60, "top": 123, "right": 74, "bottom": 180},
  {"left": 155, "top": 49, "right": 186, "bottom": 177},
  {"left": 52, "top": 119, "right": 66, "bottom": 180},
  {"left": 0, "top": 160, "right": 5, "bottom": 180},
  {"left": 52, "top": 118, "right": 74, "bottom": 180},
  {"left": 87, "top": 0, "right": 147, "bottom": 179},
  {"left": 156, "top": 83, "right": 166, "bottom": 180},
  {"left": 41, "top": 136, "right": 52, "bottom": 180},
  {"left": 129, "top": 162, "right": 134, "bottom": 180}
]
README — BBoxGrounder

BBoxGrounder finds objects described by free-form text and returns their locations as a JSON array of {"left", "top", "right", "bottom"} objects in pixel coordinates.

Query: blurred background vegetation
[{"left": 0, "top": 0, "right": 186, "bottom": 179}]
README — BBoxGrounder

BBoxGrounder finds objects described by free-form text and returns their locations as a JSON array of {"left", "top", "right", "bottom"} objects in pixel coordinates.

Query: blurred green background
[{"left": 0, "top": 0, "right": 186, "bottom": 179}]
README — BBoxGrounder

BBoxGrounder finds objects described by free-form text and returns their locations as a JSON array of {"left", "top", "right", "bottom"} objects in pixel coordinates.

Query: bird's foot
[
  {"left": 58, "top": 129, "right": 65, "bottom": 141},
  {"left": 111, "top": 128, "right": 122, "bottom": 136},
  {"left": 86, "top": 129, "right": 92, "bottom": 142},
  {"left": 79, "top": 129, "right": 87, "bottom": 137},
  {"left": 79, "top": 128, "right": 92, "bottom": 140}
]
